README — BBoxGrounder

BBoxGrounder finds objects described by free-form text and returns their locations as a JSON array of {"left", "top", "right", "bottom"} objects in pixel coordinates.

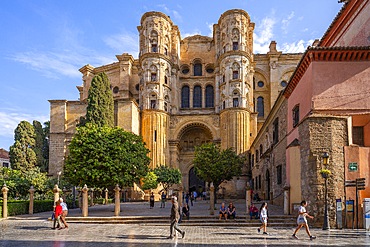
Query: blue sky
[{"left": 0, "top": 0, "right": 343, "bottom": 150}]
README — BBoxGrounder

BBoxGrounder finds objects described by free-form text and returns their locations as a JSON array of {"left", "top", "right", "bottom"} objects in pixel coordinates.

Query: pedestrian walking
[
  {"left": 160, "top": 191, "right": 166, "bottom": 208},
  {"left": 167, "top": 196, "right": 185, "bottom": 239},
  {"left": 150, "top": 192, "right": 155, "bottom": 209},
  {"left": 52, "top": 200, "right": 63, "bottom": 230},
  {"left": 257, "top": 202, "right": 268, "bottom": 235},
  {"left": 59, "top": 198, "right": 69, "bottom": 228},
  {"left": 292, "top": 200, "right": 316, "bottom": 240}
]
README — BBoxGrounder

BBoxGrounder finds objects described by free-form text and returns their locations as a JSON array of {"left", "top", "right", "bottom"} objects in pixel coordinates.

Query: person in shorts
[
  {"left": 257, "top": 202, "right": 268, "bottom": 235},
  {"left": 292, "top": 200, "right": 316, "bottom": 240}
]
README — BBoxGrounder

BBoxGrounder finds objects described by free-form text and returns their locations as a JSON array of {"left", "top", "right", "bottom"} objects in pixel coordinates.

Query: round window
[
  {"left": 113, "top": 86, "right": 119, "bottom": 94},
  {"left": 281, "top": 81, "right": 287, "bottom": 87},
  {"left": 182, "top": 68, "right": 189, "bottom": 74},
  {"left": 258, "top": 81, "right": 264, "bottom": 87}
]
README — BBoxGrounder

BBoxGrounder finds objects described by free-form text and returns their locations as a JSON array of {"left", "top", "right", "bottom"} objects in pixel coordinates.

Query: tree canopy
[
  {"left": 64, "top": 123, "right": 151, "bottom": 188},
  {"left": 193, "top": 142, "right": 245, "bottom": 191},
  {"left": 9, "top": 120, "right": 37, "bottom": 171},
  {"left": 154, "top": 165, "right": 182, "bottom": 192},
  {"left": 84, "top": 72, "right": 114, "bottom": 127},
  {"left": 141, "top": 171, "right": 158, "bottom": 191}
]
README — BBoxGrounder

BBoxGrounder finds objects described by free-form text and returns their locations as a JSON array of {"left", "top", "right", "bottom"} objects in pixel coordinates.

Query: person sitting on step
[{"left": 227, "top": 202, "right": 236, "bottom": 219}]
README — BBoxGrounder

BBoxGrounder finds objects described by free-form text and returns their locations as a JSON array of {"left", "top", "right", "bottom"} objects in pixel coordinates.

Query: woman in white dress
[{"left": 292, "top": 200, "right": 316, "bottom": 240}]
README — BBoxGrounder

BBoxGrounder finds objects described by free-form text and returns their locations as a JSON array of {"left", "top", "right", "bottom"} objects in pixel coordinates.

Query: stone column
[
  {"left": 105, "top": 188, "right": 109, "bottom": 205},
  {"left": 53, "top": 184, "right": 61, "bottom": 206},
  {"left": 90, "top": 188, "right": 94, "bottom": 206},
  {"left": 114, "top": 184, "right": 121, "bottom": 216},
  {"left": 178, "top": 185, "right": 183, "bottom": 208},
  {"left": 2, "top": 184, "right": 9, "bottom": 219},
  {"left": 284, "top": 186, "right": 290, "bottom": 215},
  {"left": 29, "top": 186, "right": 35, "bottom": 215},
  {"left": 82, "top": 184, "right": 89, "bottom": 217},
  {"left": 210, "top": 183, "right": 215, "bottom": 215},
  {"left": 246, "top": 188, "right": 251, "bottom": 216}
]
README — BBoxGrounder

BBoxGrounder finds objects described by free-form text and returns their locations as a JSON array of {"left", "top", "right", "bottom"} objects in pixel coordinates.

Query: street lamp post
[
  {"left": 57, "top": 171, "right": 62, "bottom": 186},
  {"left": 322, "top": 152, "right": 330, "bottom": 230}
]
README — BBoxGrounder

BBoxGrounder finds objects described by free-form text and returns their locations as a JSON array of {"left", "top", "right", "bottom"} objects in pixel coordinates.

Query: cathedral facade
[{"left": 49, "top": 9, "right": 302, "bottom": 197}]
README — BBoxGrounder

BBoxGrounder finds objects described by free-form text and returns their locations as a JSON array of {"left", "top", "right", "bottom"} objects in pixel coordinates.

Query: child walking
[
  {"left": 257, "top": 202, "right": 268, "bottom": 235},
  {"left": 292, "top": 200, "right": 316, "bottom": 240}
]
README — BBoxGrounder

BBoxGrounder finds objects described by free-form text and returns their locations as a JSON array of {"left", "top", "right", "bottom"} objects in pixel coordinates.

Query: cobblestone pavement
[
  {"left": 1, "top": 218, "right": 370, "bottom": 247},
  {"left": 1, "top": 200, "right": 370, "bottom": 246}
]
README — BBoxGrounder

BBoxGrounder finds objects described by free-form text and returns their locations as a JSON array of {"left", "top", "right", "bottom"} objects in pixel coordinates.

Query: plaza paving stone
[{"left": 1, "top": 200, "right": 370, "bottom": 246}]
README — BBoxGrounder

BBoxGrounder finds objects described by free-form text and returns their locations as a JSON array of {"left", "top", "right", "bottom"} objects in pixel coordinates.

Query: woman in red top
[{"left": 52, "top": 201, "right": 63, "bottom": 229}]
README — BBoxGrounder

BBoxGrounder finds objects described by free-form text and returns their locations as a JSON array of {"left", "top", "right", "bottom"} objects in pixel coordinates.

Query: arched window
[
  {"left": 181, "top": 86, "right": 190, "bottom": 108},
  {"left": 232, "top": 63, "right": 240, "bottom": 80},
  {"left": 205, "top": 85, "right": 214, "bottom": 107},
  {"left": 257, "top": 96, "right": 264, "bottom": 117},
  {"left": 193, "top": 85, "right": 202, "bottom": 108},
  {"left": 194, "top": 62, "right": 202, "bottom": 76},
  {"left": 150, "top": 30, "right": 158, "bottom": 53}
]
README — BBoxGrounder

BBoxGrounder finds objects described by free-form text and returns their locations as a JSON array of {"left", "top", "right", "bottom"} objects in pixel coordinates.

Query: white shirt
[
  {"left": 298, "top": 205, "right": 306, "bottom": 218},
  {"left": 61, "top": 202, "right": 68, "bottom": 211},
  {"left": 260, "top": 207, "right": 267, "bottom": 218}
]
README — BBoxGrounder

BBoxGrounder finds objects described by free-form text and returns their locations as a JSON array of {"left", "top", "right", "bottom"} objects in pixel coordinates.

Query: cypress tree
[
  {"left": 85, "top": 72, "right": 114, "bottom": 127},
  {"left": 33, "top": 120, "right": 47, "bottom": 172},
  {"left": 9, "top": 120, "right": 37, "bottom": 171}
]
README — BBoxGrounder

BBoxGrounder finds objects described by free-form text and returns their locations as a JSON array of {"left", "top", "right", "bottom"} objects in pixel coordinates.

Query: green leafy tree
[
  {"left": 84, "top": 72, "right": 114, "bottom": 127},
  {"left": 64, "top": 123, "right": 151, "bottom": 188},
  {"left": 33, "top": 120, "right": 46, "bottom": 172},
  {"left": 193, "top": 142, "right": 245, "bottom": 202},
  {"left": 141, "top": 171, "right": 158, "bottom": 191},
  {"left": 0, "top": 167, "right": 48, "bottom": 199},
  {"left": 154, "top": 165, "right": 182, "bottom": 192},
  {"left": 9, "top": 121, "right": 37, "bottom": 171}
]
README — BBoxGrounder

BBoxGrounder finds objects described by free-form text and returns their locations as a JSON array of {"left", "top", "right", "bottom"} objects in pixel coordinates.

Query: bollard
[
  {"left": 246, "top": 188, "right": 251, "bottom": 216},
  {"left": 82, "top": 184, "right": 89, "bottom": 217},
  {"left": 210, "top": 183, "right": 215, "bottom": 215},
  {"left": 90, "top": 188, "right": 94, "bottom": 206},
  {"left": 2, "top": 184, "right": 9, "bottom": 219},
  {"left": 178, "top": 185, "right": 183, "bottom": 209},
  {"left": 114, "top": 184, "right": 121, "bottom": 216},
  {"left": 29, "top": 186, "right": 35, "bottom": 215},
  {"left": 105, "top": 188, "right": 109, "bottom": 205},
  {"left": 283, "top": 186, "right": 290, "bottom": 215}
]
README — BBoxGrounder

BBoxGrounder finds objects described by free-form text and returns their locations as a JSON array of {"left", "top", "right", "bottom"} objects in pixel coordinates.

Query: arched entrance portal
[
  {"left": 177, "top": 122, "right": 213, "bottom": 192},
  {"left": 266, "top": 169, "right": 270, "bottom": 200},
  {"left": 188, "top": 167, "right": 205, "bottom": 194}
]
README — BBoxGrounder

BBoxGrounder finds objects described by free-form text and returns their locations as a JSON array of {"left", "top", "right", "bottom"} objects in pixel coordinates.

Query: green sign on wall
[{"left": 348, "top": 162, "right": 358, "bottom": 172}]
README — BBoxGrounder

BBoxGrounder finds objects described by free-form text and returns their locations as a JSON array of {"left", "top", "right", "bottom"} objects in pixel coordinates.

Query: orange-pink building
[{"left": 284, "top": 0, "right": 370, "bottom": 228}]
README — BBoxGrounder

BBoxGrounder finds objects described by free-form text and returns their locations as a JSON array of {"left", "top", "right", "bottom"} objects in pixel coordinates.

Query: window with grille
[
  {"left": 193, "top": 85, "right": 202, "bottom": 108},
  {"left": 205, "top": 85, "right": 214, "bottom": 107},
  {"left": 194, "top": 63, "right": 202, "bottom": 76},
  {"left": 257, "top": 97, "right": 264, "bottom": 117},
  {"left": 181, "top": 86, "right": 190, "bottom": 108}
]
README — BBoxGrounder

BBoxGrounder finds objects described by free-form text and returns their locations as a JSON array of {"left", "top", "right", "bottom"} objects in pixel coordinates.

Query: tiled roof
[{"left": 0, "top": 148, "right": 9, "bottom": 159}]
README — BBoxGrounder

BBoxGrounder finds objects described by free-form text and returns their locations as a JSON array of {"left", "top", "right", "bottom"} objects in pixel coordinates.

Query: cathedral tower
[
  {"left": 215, "top": 10, "right": 256, "bottom": 153},
  {"left": 138, "top": 12, "right": 180, "bottom": 168}
]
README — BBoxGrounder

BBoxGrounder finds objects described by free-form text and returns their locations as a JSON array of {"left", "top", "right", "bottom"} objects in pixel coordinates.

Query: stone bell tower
[
  {"left": 137, "top": 12, "right": 181, "bottom": 168},
  {"left": 215, "top": 9, "right": 256, "bottom": 153}
]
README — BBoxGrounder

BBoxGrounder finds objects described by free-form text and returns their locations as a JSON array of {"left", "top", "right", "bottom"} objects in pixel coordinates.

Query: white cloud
[
  {"left": 0, "top": 110, "right": 49, "bottom": 140},
  {"left": 182, "top": 29, "right": 202, "bottom": 38},
  {"left": 104, "top": 32, "right": 139, "bottom": 58},
  {"left": 281, "top": 11, "right": 295, "bottom": 34},
  {"left": 157, "top": 4, "right": 182, "bottom": 22},
  {"left": 207, "top": 22, "right": 214, "bottom": 37},
  {"left": 11, "top": 51, "right": 82, "bottom": 79},
  {"left": 253, "top": 16, "right": 276, "bottom": 53},
  {"left": 279, "top": 39, "right": 314, "bottom": 53}
]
